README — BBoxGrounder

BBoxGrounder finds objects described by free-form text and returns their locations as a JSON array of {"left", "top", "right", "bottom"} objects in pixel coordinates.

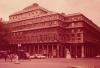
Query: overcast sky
[{"left": 0, "top": 0, "right": 100, "bottom": 26}]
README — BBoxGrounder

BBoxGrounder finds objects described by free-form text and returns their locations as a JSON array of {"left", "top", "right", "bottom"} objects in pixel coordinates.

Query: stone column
[
  {"left": 41, "top": 45, "right": 43, "bottom": 55},
  {"left": 60, "top": 46, "right": 63, "bottom": 58},
  {"left": 75, "top": 45, "right": 78, "bottom": 58},
  {"left": 33, "top": 45, "right": 35, "bottom": 54},
  {"left": 69, "top": 45, "right": 72, "bottom": 57},
  {"left": 51, "top": 45, "right": 54, "bottom": 58},
  {"left": 38, "top": 45, "right": 39, "bottom": 54},
  {"left": 57, "top": 45, "right": 59, "bottom": 58},
  {"left": 47, "top": 45, "right": 49, "bottom": 58},
  {"left": 35, "top": 45, "right": 36, "bottom": 54},
  {"left": 29, "top": 45, "right": 31, "bottom": 54},
  {"left": 81, "top": 45, "right": 85, "bottom": 58}
]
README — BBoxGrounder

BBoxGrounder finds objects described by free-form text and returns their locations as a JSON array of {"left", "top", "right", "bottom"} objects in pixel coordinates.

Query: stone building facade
[{"left": 5, "top": 3, "right": 100, "bottom": 58}]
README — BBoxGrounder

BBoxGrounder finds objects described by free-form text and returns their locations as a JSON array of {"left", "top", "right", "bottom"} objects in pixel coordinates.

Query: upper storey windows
[
  {"left": 9, "top": 9, "right": 47, "bottom": 22},
  {"left": 65, "top": 14, "right": 84, "bottom": 22},
  {"left": 9, "top": 3, "right": 49, "bottom": 22},
  {"left": 64, "top": 22, "right": 84, "bottom": 28}
]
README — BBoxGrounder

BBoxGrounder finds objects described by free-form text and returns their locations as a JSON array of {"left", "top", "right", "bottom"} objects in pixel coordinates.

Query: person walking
[
  {"left": 10, "top": 54, "right": 13, "bottom": 62},
  {"left": 14, "top": 54, "right": 20, "bottom": 64},
  {"left": 4, "top": 53, "right": 8, "bottom": 62}
]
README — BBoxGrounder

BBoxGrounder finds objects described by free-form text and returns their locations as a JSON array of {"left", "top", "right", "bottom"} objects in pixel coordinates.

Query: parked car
[
  {"left": 35, "top": 54, "right": 46, "bottom": 59},
  {"left": 96, "top": 55, "right": 100, "bottom": 58},
  {"left": 17, "top": 50, "right": 29, "bottom": 59},
  {"left": 29, "top": 55, "right": 36, "bottom": 59}
]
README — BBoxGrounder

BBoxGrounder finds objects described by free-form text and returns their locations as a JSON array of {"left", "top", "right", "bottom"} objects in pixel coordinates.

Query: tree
[{"left": 0, "top": 20, "right": 9, "bottom": 51}]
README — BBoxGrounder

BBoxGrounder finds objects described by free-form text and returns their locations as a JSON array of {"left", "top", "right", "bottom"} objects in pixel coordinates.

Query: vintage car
[
  {"left": 35, "top": 54, "right": 46, "bottom": 59},
  {"left": 17, "top": 50, "right": 29, "bottom": 59}
]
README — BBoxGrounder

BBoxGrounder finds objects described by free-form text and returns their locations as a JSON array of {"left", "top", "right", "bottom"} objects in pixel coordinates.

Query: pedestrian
[
  {"left": 29, "top": 56, "right": 31, "bottom": 61},
  {"left": 10, "top": 54, "right": 13, "bottom": 62},
  {"left": 14, "top": 54, "right": 20, "bottom": 64},
  {"left": 4, "top": 53, "right": 8, "bottom": 62}
]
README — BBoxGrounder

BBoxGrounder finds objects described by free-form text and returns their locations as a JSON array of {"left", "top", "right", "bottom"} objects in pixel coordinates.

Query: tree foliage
[{"left": 0, "top": 21, "right": 9, "bottom": 50}]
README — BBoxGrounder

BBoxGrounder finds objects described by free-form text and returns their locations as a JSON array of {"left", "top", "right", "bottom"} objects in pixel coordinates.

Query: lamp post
[
  {"left": 17, "top": 32, "right": 22, "bottom": 51},
  {"left": 17, "top": 43, "right": 21, "bottom": 58},
  {"left": 15, "top": 43, "right": 21, "bottom": 64}
]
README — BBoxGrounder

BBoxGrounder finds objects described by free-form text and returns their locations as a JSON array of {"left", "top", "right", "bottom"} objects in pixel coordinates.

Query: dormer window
[
  {"left": 13, "top": 17, "right": 14, "bottom": 19},
  {"left": 32, "top": 12, "right": 34, "bottom": 14},
  {"left": 29, "top": 13, "right": 30, "bottom": 16},
  {"left": 15, "top": 16, "right": 17, "bottom": 19},
  {"left": 36, "top": 11, "right": 38, "bottom": 14}
]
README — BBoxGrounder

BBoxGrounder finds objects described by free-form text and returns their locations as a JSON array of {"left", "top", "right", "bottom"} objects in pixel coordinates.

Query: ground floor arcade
[{"left": 8, "top": 43, "right": 100, "bottom": 58}]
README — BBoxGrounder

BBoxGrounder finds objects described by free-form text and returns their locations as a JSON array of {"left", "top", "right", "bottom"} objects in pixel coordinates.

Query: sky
[{"left": 0, "top": 0, "right": 100, "bottom": 27}]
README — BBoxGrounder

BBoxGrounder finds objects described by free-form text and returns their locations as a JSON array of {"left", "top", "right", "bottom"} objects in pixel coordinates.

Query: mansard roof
[
  {"left": 10, "top": 3, "right": 52, "bottom": 16},
  {"left": 66, "top": 13, "right": 100, "bottom": 32}
]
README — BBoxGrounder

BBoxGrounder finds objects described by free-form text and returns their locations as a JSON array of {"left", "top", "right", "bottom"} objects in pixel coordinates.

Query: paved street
[{"left": 0, "top": 58, "right": 100, "bottom": 68}]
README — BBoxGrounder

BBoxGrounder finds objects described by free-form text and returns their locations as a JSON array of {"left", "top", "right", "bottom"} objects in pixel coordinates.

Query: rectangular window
[
  {"left": 77, "top": 33, "right": 81, "bottom": 37},
  {"left": 71, "top": 23, "right": 74, "bottom": 27},
  {"left": 72, "top": 34, "right": 75, "bottom": 37},
  {"left": 74, "top": 29, "right": 78, "bottom": 33},
  {"left": 71, "top": 38, "right": 75, "bottom": 42},
  {"left": 77, "top": 38, "right": 81, "bottom": 42}
]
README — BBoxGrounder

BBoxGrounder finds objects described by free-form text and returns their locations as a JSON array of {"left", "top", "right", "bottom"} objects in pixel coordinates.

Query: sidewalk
[
  {"left": 0, "top": 58, "right": 28, "bottom": 63},
  {"left": 0, "top": 58, "right": 99, "bottom": 68}
]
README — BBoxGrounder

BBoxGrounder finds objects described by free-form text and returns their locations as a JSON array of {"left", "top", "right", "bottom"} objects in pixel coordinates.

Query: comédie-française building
[{"left": 4, "top": 3, "right": 100, "bottom": 58}]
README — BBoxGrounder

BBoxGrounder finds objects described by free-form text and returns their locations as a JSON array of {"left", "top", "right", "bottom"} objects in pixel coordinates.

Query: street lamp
[
  {"left": 18, "top": 43, "right": 21, "bottom": 50},
  {"left": 14, "top": 43, "right": 21, "bottom": 64},
  {"left": 15, "top": 43, "right": 21, "bottom": 64},
  {"left": 18, "top": 44, "right": 21, "bottom": 47}
]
